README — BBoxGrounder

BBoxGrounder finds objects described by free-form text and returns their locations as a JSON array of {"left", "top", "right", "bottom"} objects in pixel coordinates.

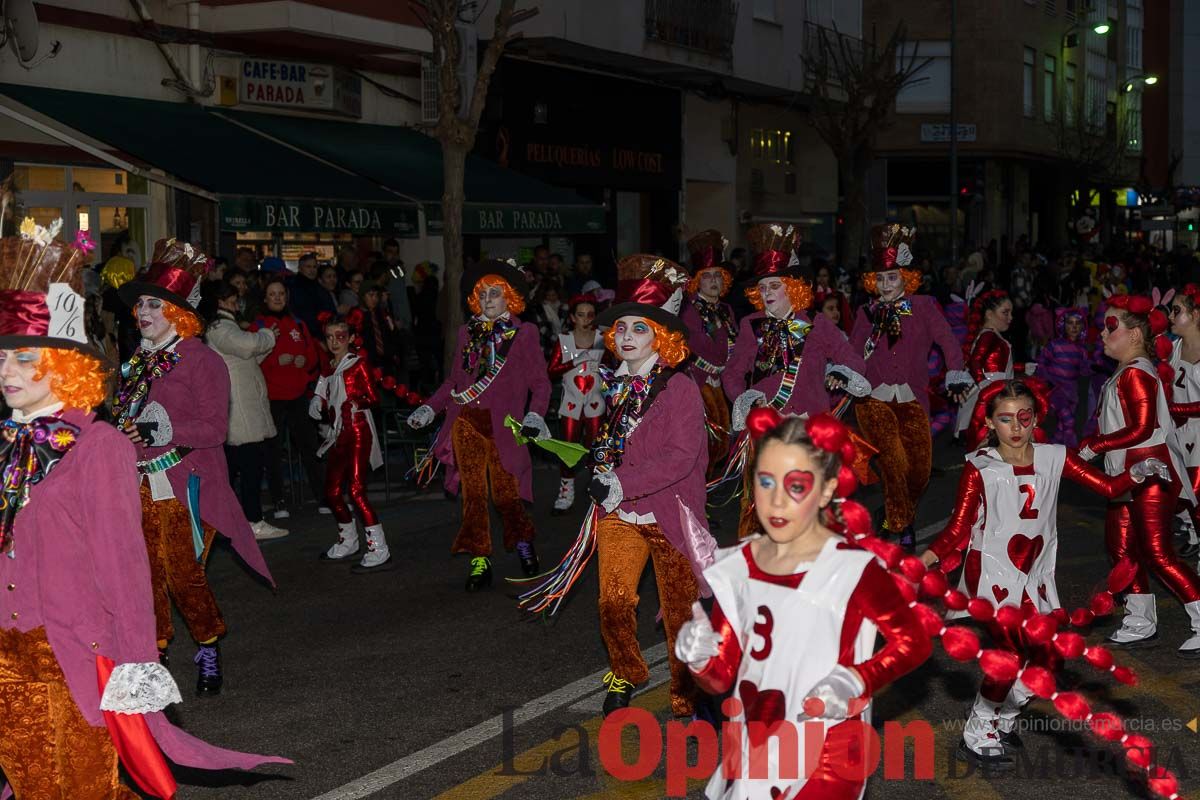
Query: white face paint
[
  {"left": 0, "top": 349, "right": 57, "bottom": 414},
  {"left": 876, "top": 270, "right": 905, "bottom": 302},
  {"left": 475, "top": 281, "right": 510, "bottom": 321},
  {"left": 698, "top": 269, "right": 724, "bottom": 302},
  {"left": 758, "top": 277, "right": 791, "bottom": 317},
  {"left": 134, "top": 295, "right": 174, "bottom": 345},
  {"left": 613, "top": 316, "right": 656, "bottom": 370}
]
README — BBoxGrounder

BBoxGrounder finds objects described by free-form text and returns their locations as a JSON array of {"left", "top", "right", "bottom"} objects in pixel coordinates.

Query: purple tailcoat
[
  {"left": 138, "top": 337, "right": 273, "bottom": 584},
  {"left": 722, "top": 311, "right": 866, "bottom": 417},
  {"left": 0, "top": 411, "right": 288, "bottom": 775},
  {"left": 608, "top": 372, "right": 710, "bottom": 566},
  {"left": 680, "top": 294, "right": 735, "bottom": 389},
  {"left": 849, "top": 294, "right": 965, "bottom": 414},
  {"left": 427, "top": 321, "right": 551, "bottom": 502}
]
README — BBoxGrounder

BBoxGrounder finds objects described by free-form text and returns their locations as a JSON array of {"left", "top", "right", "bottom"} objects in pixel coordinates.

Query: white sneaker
[
  {"left": 272, "top": 503, "right": 290, "bottom": 520},
  {"left": 553, "top": 478, "right": 575, "bottom": 513},
  {"left": 318, "top": 505, "right": 334, "bottom": 515},
  {"left": 252, "top": 520, "right": 289, "bottom": 541},
  {"left": 322, "top": 522, "right": 360, "bottom": 560}
]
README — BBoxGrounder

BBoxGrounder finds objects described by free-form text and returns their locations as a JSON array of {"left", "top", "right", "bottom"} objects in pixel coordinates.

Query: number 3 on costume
[
  {"left": 751, "top": 605, "right": 774, "bottom": 660},
  {"left": 1019, "top": 483, "right": 1039, "bottom": 519}
]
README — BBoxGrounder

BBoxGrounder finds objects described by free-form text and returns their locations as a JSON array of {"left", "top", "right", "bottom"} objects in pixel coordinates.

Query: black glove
[
  {"left": 588, "top": 477, "right": 610, "bottom": 506},
  {"left": 947, "top": 382, "right": 972, "bottom": 399},
  {"left": 135, "top": 421, "right": 158, "bottom": 443},
  {"left": 520, "top": 425, "right": 540, "bottom": 440}
]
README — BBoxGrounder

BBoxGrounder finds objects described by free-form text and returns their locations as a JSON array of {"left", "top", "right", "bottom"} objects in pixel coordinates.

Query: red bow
[
  {"left": 746, "top": 406, "right": 784, "bottom": 440},
  {"left": 1107, "top": 294, "right": 1153, "bottom": 315}
]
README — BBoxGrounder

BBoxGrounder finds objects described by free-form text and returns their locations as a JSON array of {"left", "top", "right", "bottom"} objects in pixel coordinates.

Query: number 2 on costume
[
  {"left": 750, "top": 605, "right": 774, "bottom": 660},
  {"left": 1019, "top": 484, "right": 1039, "bottom": 519}
]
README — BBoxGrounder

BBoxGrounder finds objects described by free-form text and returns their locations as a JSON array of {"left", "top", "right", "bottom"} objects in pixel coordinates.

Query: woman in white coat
[{"left": 202, "top": 280, "right": 289, "bottom": 540}]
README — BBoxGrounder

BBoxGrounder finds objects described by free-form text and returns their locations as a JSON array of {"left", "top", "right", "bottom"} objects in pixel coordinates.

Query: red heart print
[
  {"left": 1188, "top": 442, "right": 1195, "bottom": 455},
  {"left": 589, "top": 402, "right": 600, "bottom": 411},
  {"left": 783, "top": 470, "right": 815, "bottom": 503},
  {"left": 738, "top": 679, "right": 787, "bottom": 748},
  {"left": 574, "top": 374, "right": 595, "bottom": 394},
  {"left": 1016, "top": 409, "right": 1034, "bottom": 428},
  {"left": 567, "top": 402, "right": 576, "bottom": 411},
  {"left": 992, "top": 585, "right": 1010, "bottom": 603},
  {"left": 1007, "top": 533, "right": 1044, "bottom": 574},
  {"left": 1038, "top": 584, "right": 1048, "bottom": 599},
  {"left": 770, "top": 788, "right": 794, "bottom": 800}
]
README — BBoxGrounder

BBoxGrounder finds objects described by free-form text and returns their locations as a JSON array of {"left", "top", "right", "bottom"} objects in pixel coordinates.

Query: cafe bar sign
[
  {"left": 427, "top": 204, "right": 607, "bottom": 235},
  {"left": 220, "top": 198, "right": 419, "bottom": 237},
  {"left": 239, "top": 59, "right": 362, "bottom": 118}
]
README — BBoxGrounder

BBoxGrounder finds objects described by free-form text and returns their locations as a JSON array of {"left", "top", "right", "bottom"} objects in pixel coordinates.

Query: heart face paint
[
  {"left": 753, "top": 440, "right": 827, "bottom": 543},
  {"left": 1100, "top": 311, "right": 1137, "bottom": 361},
  {"left": 988, "top": 397, "right": 1037, "bottom": 451},
  {"left": 1016, "top": 409, "right": 1034, "bottom": 428},
  {"left": 783, "top": 470, "right": 815, "bottom": 502},
  {"left": 1105, "top": 315, "right": 1119, "bottom": 333}
]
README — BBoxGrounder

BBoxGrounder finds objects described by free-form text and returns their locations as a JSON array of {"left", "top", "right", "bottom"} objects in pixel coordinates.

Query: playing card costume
[
  {"left": 411, "top": 260, "right": 551, "bottom": 590},
  {"left": 680, "top": 230, "right": 737, "bottom": 476},
  {"left": 955, "top": 289, "right": 1021, "bottom": 436},
  {"left": 849, "top": 225, "right": 971, "bottom": 546},
  {"left": 0, "top": 222, "right": 287, "bottom": 799},
  {"left": 113, "top": 238, "right": 275, "bottom": 695},
  {"left": 546, "top": 298, "right": 606, "bottom": 513}
]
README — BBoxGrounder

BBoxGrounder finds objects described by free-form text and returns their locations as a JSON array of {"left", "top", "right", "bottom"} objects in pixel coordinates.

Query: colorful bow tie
[{"left": 0, "top": 416, "right": 80, "bottom": 554}]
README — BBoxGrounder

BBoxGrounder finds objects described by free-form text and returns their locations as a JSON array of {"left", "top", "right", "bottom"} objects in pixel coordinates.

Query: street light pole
[{"left": 950, "top": 0, "right": 958, "bottom": 266}]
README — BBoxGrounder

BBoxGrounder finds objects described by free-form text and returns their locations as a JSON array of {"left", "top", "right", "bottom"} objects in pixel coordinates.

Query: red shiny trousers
[
  {"left": 1105, "top": 481, "right": 1200, "bottom": 602},
  {"left": 1187, "top": 467, "right": 1200, "bottom": 532},
  {"left": 559, "top": 415, "right": 602, "bottom": 478},
  {"left": 324, "top": 411, "right": 379, "bottom": 526},
  {"left": 980, "top": 607, "right": 1062, "bottom": 702}
]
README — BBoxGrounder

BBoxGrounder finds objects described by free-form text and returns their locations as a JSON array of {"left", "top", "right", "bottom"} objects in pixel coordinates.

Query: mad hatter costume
[
  {"left": 113, "top": 238, "right": 275, "bottom": 696},
  {"left": 409, "top": 260, "right": 551, "bottom": 591},
  {"left": 849, "top": 224, "right": 972, "bottom": 550},
  {"left": 0, "top": 221, "right": 287, "bottom": 800}
]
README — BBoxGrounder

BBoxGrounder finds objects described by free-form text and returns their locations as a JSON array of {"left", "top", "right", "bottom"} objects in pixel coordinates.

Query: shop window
[
  {"left": 14, "top": 165, "right": 66, "bottom": 192},
  {"left": 25, "top": 206, "right": 62, "bottom": 228},
  {"left": 765, "top": 130, "right": 779, "bottom": 162},
  {"left": 783, "top": 131, "right": 794, "bottom": 165},
  {"left": 72, "top": 167, "right": 130, "bottom": 195}
]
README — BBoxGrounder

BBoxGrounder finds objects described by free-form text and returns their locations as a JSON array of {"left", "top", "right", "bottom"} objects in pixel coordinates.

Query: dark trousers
[
  {"left": 226, "top": 440, "right": 266, "bottom": 524},
  {"left": 266, "top": 396, "right": 325, "bottom": 506}
]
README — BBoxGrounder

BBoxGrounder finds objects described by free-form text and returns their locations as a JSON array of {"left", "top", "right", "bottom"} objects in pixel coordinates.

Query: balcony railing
[{"left": 644, "top": 0, "right": 738, "bottom": 61}]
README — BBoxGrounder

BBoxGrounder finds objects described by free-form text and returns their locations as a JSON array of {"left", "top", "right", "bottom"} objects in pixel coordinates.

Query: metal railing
[{"left": 644, "top": 0, "right": 738, "bottom": 60}]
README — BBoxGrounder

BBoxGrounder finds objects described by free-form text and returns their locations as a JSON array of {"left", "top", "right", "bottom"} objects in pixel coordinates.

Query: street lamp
[
  {"left": 1063, "top": 19, "right": 1114, "bottom": 48},
  {"left": 1124, "top": 74, "right": 1159, "bottom": 92}
]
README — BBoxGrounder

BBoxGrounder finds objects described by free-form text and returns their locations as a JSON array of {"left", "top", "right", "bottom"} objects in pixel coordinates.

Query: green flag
[{"left": 505, "top": 415, "right": 589, "bottom": 468}]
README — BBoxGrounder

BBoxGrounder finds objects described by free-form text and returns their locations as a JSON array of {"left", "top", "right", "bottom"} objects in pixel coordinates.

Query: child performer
[
  {"left": 955, "top": 289, "right": 1032, "bottom": 437},
  {"left": 675, "top": 409, "right": 931, "bottom": 800},
  {"left": 1037, "top": 307, "right": 1091, "bottom": 447},
  {"left": 0, "top": 221, "right": 287, "bottom": 798},
  {"left": 409, "top": 260, "right": 551, "bottom": 591},
  {"left": 1078, "top": 295, "right": 1200, "bottom": 656},
  {"left": 1166, "top": 285, "right": 1200, "bottom": 560},
  {"left": 546, "top": 294, "right": 605, "bottom": 514},
  {"left": 923, "top": 380, "right": 1167, "bottom": 767},
  {"left": 680, "top": 229, "right": 738, "bottom": 477},
  {"left": 311, "top": 314, "right": 393, "bottom": 572}
]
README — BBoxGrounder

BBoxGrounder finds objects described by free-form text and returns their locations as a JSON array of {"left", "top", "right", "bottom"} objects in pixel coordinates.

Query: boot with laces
[
  {"left": 516, "top": 540, "right": 539, "bottom": 577},
  {"left": 352, "top": 524, "right": 397, "bottom": 573},
  {"left": 321, "top": 521, "right": 359, "bottom": 561},
  {"left": 194, "top": 642, "right": 222, "bottom": 697},
  {"left": 465, "top": 556, "right": 492, "bottom": 592},
  {"left": 552, "top": 478, "right": 575, "bottom": 515},
  {"left": 602, "top": 671, "right": 634, "bottom": 717}
]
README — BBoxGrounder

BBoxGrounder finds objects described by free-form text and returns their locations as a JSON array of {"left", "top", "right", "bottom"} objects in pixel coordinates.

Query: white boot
[
  {"left": 322, "top": 521, "right": 359, "bottom": 561},
  {"left": 997, "top": 677, "right": 1035, "bottom": 742},
  {"left": 353, "top": 524, "right": 396, "bottom": 572},
  {"left": 552, "top": 478, "right": 575, "bottom": 513},
  {"left": 1109, "top": 592, "right": 1158, "bottom": 647},
  {"left": 961, "top": 693, "right": 1009, "bottom": 760},
  {"left": 1179, "top": 600, "right": 1200, "bottom": 658}
]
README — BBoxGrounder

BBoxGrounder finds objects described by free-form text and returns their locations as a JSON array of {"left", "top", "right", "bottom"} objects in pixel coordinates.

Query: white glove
[
  {"left": 1077, "top": 445, "right": 1097, "bottom": 462},
  {"left": 1024, "top": 362, "right": 1038, "bottom": 376},
  {"left": 308, "top": 396, "right": 324, "bottom": 420},
  {"left": 799, "top": 664, "right": 865, "bottom": 720},
  {"left": 408, "top": 404, "right": 435, "bottom": 429},
  {"left": 278, "top": 352, "right": 294, "bottom": 366},
  {"left": 731, "top": 390, "right": 766, "bottom": 432},
  {"left": 520, "top": 411, "right": 551, "bottom": 441},
  {"left": 675, "top": 602, "right": 723, "bottom": 671},
  {"left": 1129, "top": 458, "right": 1170, "bottom": 483}
]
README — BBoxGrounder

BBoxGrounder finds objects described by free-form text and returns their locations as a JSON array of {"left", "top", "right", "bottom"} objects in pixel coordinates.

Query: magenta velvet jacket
[
  {"left": 608, "top": 371, "right": 715, "bottom": 577},
  {"left": 680, "top": 294, "right": 735, "bottom": 389},
  {"left": 849, "top": 294, "right": 965, "bottom": 414},
  {"left": 427, "top": 321, "right": 551, "bottom": 501},
  {"left": 722, "top": 311, "right": 867, "bottom": 417},
  {"left": 0, "top": 410, "right": 287, "bottom": 772},
  {"left": 138, "top": 337, "right": 273, "bottom": 583}
]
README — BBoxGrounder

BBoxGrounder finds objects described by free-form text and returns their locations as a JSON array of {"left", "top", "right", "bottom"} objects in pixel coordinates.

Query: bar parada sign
[
  {"left": 220, "top": 198, "right": 419, "bottom": 236},
  {"left": 427, "top": 204, "right": 606, "bottom": 235}
]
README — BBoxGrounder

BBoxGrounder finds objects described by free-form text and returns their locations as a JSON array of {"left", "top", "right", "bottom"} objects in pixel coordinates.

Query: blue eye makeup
[{"left": 756, "top": 472, "right": 776, "bottom": 490}]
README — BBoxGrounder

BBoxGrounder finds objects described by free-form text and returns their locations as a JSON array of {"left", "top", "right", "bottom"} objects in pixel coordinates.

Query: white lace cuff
[
  {"left": 408, "top": 404, "right": 434, "bottom": 429},
  {"left": 731, "top": 390, "right": 765, "bottom": 432},
  {"left": 521, "top": 412, "right": 551, "bottom": 441},
  {"left": 99, "top": 662, "right": 183, "bottom": 715},
  {"left": 825, "top": 363, "right": 871, "bottom": 398},
  {"left": 595, "top": 469, "right": 624, "bottom": 513},
  {"left": 136, "top": 401, "right": 173, "bottom": 447},
  {"left": 945, "top": 370, "right": 973, "bottom": 391}
]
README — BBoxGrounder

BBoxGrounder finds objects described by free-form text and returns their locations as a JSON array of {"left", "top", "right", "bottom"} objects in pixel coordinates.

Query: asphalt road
[{"left": 156, "top": 434, "right": 1200, "bottom": 800}]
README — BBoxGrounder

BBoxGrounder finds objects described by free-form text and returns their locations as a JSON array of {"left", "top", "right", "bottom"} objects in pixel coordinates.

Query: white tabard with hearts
[
  {"left": 703, "top": 535, "right": 877, "bottom": 800},
  {"left": 1169, "top": 339, "right": 1200, "bottom": 468},
  {"left": 954, "top": 444, "right": 1065, "bottom": 615},
  {"left": 556, "top": 333, "right": 606, "bottom": 420}
]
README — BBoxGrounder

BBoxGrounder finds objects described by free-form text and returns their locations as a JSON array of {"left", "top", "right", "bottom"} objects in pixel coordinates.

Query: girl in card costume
[
  {"left": 311, "top": 313, "right": 394, "bottom": 572},
  {"left": 581, "top": 255, "right": 717, "bottom": 718},
  {"left": 113, "top": 238, "right": 275, "bottom": 697},
  {"left": 849, "top": 224, "right": 972, "bottom": 551},
  {"left": 955, "top": 289, "right": 1033, "bottom": 436},
  {"left": 675, "top": 410, "right": 930, "bottom": 800},
  {"left": 724, "top": 224, "right": 870, "bottom": 540},
  {"left": 680, "top": 229, "right": 738, "bottom": 477},
  {"left": 0, "top": 222, "right": 287, "bottom": 799},
  {"left": 408, "top": 260, "right": 551, "bottom": 591},
  {"left": 546, "top": 293, "right": 605, "bottom": 513},
  {"left": 1165, "top": 285, "right": 1200, "bottom": 559},
  {"left": 1078, "top": 295, "right": 1200, "bottom": 656},
  {"left": 923, "top": 380, "right": 1168, "bottom": 767}
]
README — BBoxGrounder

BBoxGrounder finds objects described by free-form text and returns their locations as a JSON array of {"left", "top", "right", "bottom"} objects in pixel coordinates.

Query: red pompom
[
  {"left": 1088, "top": 711, "right": 1125, "bottom": 741},
  {"left": 967, "top": 597, "right": 994, "bottom": 622},
  {"left": 381, "top": 376, "right": 397, "bottom": 390},
  {"left": 1070, "top": 607, "right": 1096, "bottom": 627},
  {"left": 912, "top": 602, "right": 944, "bottom": 637},
  {"left": 995, "top": 605, "right": 1023, "bottom": 630},
  {"left": 835, "top": 465, "right": 858, "bottom": 497},
  {"left": 805, "top": 413, "right": 851, "bottom": 457},
  {"left": 891, "top": 573, "right": 918, "bottom": 603},
  {"left": 396, "top": 383, "right": 408, "bottom": 395},
  {"left": 1051, "top": 607, "right": 1070, "bottom": 625},
  {"left": 1023, "top": 614, "right": 1058, "bottom": 645},
  {"left": 1149, "top": 308, "right": 1169, "bottom": 337},
  {"left": 941, "top": 626, "right": 980, "bottom": 661},
  {"left": 1123, "top": 735, "right": 1154, "bottom": 768},
  {"left": 1155, "top": 335, "right": 1174, "bottom": 361},
  {"left": 345, "top": 307, "right": 365, "bottom": 329},
  {"left": 406, "top": 391, "right": 423, "bottom": 406},
  {"left": 839, "top": 501, "right": 874, "bottom": 539},
  {"left": 920, "top": 570, "right": 948, "bottom": 598},
  {"left": 1148, "top": 767, "right": 1179, "bottom": 800},
  {"left": 943, "top": 589, "right": 969, "bottom": 611},
  {"left": 746, "top": 407, "right": 785, "bottom": 440},
  {"left": 1053, "top": 691, "right": 1091, "bottom": 721},
  {"left": 939, "top": 551, "right": 963, "bottom": 573},
  {"left": 1052, "top": 631, "right": 1086, "bottom": 658},
  {"left": 352, "top": 335, "right": 364, "bottom": 349},
  {"left": 1091, "top": 592, "right": 1115, "bottom": 616},
  {"left": 1083, "top": 645, "right": 1114, "bottom": 671},
  {"left": 899, "top": 556, "right": 926, "bottom": 583},
  {"left": 317, "top": 310, "right": 334, "bottom": 324},
  {"left": 1111, "top": 665, "right": 1138, "bottom": 686},
  {"left": 979, "top": 649, "right": 1020, "bottom": 682},
  {"left": 1107, "top": 559, "right": 1138, "bottom": 594},
  {"left": 1019, "top": 666, "right": 1057, "bottom": 698},
  {"left": 1126, "top": 296, "right": 1153, "bottom": 315},
  {"left": 371, "top": 367, "right": 383, "bottom": 380}
]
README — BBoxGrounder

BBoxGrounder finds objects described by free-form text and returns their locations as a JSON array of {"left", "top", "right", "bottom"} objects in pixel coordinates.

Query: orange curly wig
[
  {"left": 745, "top": 276, "right": 814, "bottom": 312},
  {"left": 603, "top": 317, "right": 690, "bottom": 368},
  {"left": 686, "top": 267, "right": 733, "bottom": 298},
  {"left": 31, "top": 347, "right": 110, "bottom": 410},
  {"left": 131, "top": 300, "right": 202, "bottom": 339},
  {"left": 467, "top": 275, "right": 526, "bottom": 316},
  {"left": 862, "top": 269, "right": 922, "bottom": 296}
]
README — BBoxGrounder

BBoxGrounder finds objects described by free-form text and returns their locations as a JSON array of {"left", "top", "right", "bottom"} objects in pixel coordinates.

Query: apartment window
[
  {"left": 1085, "top": 74, "right": 1106, "bottom": 129},
  {"left": 805, "top": 0, "right": 833, "bottom": 27},
  {"left": 1064, "top": 0, "right": 1076, "bottom": 23},
  {"left": 1127, "top": 90, "right": 1143, "bottom": 151},
  {"left": 753, "top": 0, "right": 777, "bottom": 22},
  {"left": 750, "top": 129, "right": 764, "bottom": 158},
  {"left": 1023, "top": 47, "right": 1036, "bottom": 117},
  {"left": 1064, "top": 62, "right": 1077, "bottom": 124},
  {"left": 1045, "top": 0, "right": 1057, "bottom": 15},
  {"left": 896, "top": 41, "right": 951, "bottom": 113},
  {"left": 1043, "top": 55, "right": 1057, "bottom": 121},
  {"left": 1127, "top": 0, "right": 1143, "bottom": 70}
]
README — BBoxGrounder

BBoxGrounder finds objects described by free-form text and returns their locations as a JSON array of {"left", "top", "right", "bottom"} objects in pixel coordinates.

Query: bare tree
[
  {"left": 410, "top": 0, "right": 537, "bottom": 363},
  {"left": 801, "top": 22, "right": 929, "bottom": 270}
]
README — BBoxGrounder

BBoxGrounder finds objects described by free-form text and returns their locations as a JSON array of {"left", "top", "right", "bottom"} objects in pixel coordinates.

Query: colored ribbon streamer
[
  {"left": 504, "top": 415, "right": 588, "bottom": 468},
  {"left": 186, "top": 473, "right": 204, "bottom": 561}
]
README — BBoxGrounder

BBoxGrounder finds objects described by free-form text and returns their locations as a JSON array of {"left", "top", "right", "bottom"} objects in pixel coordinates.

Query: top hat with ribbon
[
  {"left": 595, "top": 254, "right": 690, "bottom": 336},
  {"left": 462, "top": 258, "right": 531, "bottom": 299},
  {"left": 869, "top": 223, "right": 918, "bottom": 273},
  {"left": 118, "top": 238, "right": 211, "bottom": 311},
  {"left": 686, "top": 229, "right": 729, "bottom": 274},
  {"left": 745, "top": 223, "right": 802, "bottom": 283},
  {"left": 0, "top": 217, "right": 97, "bottom": 354}
]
